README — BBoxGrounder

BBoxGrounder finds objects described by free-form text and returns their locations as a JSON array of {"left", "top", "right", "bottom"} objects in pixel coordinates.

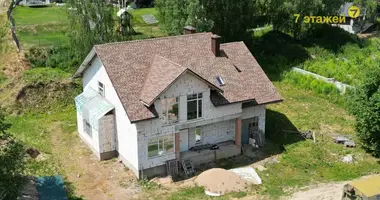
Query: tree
[
  {"left": 67, "top": 0, "right": 130, "bottom": 58},
  {"left": 269, "top": 0, "right": 345, "bottom": 39},
  {"left": 155, "top": 0, "right": 189, "bottom": 35},
  {"left": 348, "top": 65, "right": 380, "bottom": 156},
  {"left": 0, "top": 109, "right": 25, "bottom": 199},
  {"left": 156, "top": 0, "right": 255, "bottom": 41},
  {"left": 353, "top": 0, "right": 378, "bottom": 21}
]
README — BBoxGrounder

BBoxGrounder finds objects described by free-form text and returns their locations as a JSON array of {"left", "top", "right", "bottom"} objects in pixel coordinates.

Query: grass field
[
  {"left": 259, "top": 81, "right": 380, "bottom": 198},
  {"left": 129, "top": 8, "right": 167, "bottom": 38},
  {"left": 12, "top": 6, "right": 166, "bottom": 48},
  {"left": 13, "top": 5, "right": 68, "bottom": 48},
  {"left": 12, "top": 6, "right": 68, "bottom": 26}
]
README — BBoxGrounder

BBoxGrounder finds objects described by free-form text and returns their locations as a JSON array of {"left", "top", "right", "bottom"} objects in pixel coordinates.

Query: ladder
[{"left": 181, "top": 159, "right": 195, "bottom": 176}]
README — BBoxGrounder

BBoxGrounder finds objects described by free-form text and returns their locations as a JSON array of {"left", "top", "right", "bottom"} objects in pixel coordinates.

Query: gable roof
[
  {"left": 74, "top": 32, "right": 282, "bottom": 122},
  {"left": 140, "top": 55, "right": 223, "bottom": 106}
]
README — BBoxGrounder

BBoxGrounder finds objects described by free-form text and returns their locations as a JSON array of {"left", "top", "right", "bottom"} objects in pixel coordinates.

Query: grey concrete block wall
[
  {"left": 188, "top": 119, "right": 235, "bottom": 149},
  {"left": 98, "top": 114, "right": 117, "bottom": 154}
]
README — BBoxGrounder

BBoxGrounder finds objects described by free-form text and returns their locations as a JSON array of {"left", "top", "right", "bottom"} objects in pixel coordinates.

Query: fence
[
  {"left": 6, "top": 0, "right": 21, "bottom": 52},
  {"left": 291, "top": 67, "right": 354, "bottom": 94}
]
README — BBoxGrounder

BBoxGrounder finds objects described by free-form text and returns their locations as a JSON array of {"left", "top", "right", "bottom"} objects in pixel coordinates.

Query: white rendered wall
[
  {"left": 76, "top": 110, "right": 100, "bottom": 153},
  {"left": 82, "top": 55, "right": 139, "bottom": 176}
]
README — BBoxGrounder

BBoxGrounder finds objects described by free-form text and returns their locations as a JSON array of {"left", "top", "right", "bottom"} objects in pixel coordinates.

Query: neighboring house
[
  {"left": 332, "top": 2, "right": 374, "bottom": 34},
  {"left": 18, "top": 0, "right": 54, "bottom": 6},
  {"left": 72, "top": 26, "right": 283, "bottom": 178}
]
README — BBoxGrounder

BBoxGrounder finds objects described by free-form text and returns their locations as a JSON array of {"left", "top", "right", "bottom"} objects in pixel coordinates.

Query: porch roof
[{"left": 75, "top": 87, "right": 114, "bottom": 129}]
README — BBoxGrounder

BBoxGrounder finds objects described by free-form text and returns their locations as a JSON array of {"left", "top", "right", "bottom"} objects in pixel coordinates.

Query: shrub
[
  {"left": 25, "top": 46, "right": 81, "bottom": 73},
  {"left": 284, "top": 71, "right": 340, "bottom": 95},
  {"left": 25, "top": 47, "right": 49, "bottom": 67},
  {"left": 347, "top": 66, "right": 380, "bottom": 156},
  {"left": 22, "top": 68, "right": 70, "bottom": 84},
  {"left": 0, "top": 109, "right": 26, "bottom": 199}
]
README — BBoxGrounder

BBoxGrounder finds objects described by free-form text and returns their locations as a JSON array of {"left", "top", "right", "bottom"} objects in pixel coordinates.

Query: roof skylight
[{"left": 216, "top": 76, "right": 225, "bottom": 86}]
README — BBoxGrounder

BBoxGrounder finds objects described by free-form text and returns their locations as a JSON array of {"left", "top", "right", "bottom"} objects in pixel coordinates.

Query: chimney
[
  {"left": 211, "top": 34, "right": 221, "bottom": 56},
  {"left": 184, "top": 26, "right": 196, "bottom": 34}
]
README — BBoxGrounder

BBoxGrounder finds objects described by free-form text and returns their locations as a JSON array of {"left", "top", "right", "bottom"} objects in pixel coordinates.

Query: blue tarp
[{"left": 36, "top": 176, "right": 68, "bottom": 200}]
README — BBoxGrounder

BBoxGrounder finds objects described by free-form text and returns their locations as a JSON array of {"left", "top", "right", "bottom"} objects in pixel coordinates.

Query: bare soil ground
[
  {"left": 50, "top": 123, "right": 141, "bottom": 200},
  {"left": 286, "top": 182, "right": 347, "bottom": 200}
]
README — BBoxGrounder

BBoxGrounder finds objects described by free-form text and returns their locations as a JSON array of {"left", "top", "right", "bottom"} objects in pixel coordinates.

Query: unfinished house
[{"left": 73, "top": 26, "right": 283, "bottom": 178}]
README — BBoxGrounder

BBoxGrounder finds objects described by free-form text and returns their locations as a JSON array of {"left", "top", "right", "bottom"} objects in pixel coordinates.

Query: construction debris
[
  {"left": 196, "top": 168, "right": 247, "bottom": 196},
  {"left": 335, "top": 136, "right": 350, "bottom": 144},
  {"left": 334, "top": 136, "right": 356, "bottom": 148},
  {"left": 342, "top": 154, "right": 353, "bottom": 163},
  {"left": 344, "top": 141, "right": 356, "bottom": 148},
  {"left": 229, "top": 167, "right": 262, "bottom": 185}
]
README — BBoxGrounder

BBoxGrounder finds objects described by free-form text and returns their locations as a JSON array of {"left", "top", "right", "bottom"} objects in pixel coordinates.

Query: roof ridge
[
  {"left": 220, "top": 41, "right": 245, "bottom": 46},
  {"left": 95, "top": 32, "right": 213, "bottom": 48},
  {"left": 155, "top": 55, "right": 185, "bottom": 69},
  {"left": 139, "top": 55, "right": 186, "bottom": 103}
]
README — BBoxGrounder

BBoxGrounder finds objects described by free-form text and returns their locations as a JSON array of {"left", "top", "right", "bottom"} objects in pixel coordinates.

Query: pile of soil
[{"left": 195, "top": 168, "right": 247, "bottom": 195}]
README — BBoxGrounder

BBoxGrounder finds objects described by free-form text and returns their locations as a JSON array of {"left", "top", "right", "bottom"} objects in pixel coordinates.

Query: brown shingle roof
[
  {"left": 140, "top": 55, "right": 223, "bottom": 106},
  {"left": 93, "top": 32, "right": 282, "bottom": 122},
  {"left": 140, "top": 55, "right": 187, "bottom": 106}
]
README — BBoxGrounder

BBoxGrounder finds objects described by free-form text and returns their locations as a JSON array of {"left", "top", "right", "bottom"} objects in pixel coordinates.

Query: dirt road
[{"left": 287, "top": 182, "right": 347, "bottom": 200}]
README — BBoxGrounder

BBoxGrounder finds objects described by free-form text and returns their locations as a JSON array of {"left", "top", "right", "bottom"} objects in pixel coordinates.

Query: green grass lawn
[
  {"left": 13, "top": 5, "right": 68, "bottom": 48},
  {"left": 258, "top": 81, "right": 380, "bottom": 199},
  {"left": 12, "top": 6, "right": 165, "bottom": 48},
  {"left": 13, "top": 5, "right": 68, "bottom": 26},
  {"left": 129, "top": 8, "right": 167, "bottom": 38}
]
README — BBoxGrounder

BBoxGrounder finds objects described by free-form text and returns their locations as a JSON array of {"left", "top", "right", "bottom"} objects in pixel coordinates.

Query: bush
[
  {"left": 0, "top": 109, "right": 26, "bottom": 199},
  {"left": 25, "top": 46, "right": 81, "bottom": 73},
  {"left": 347, "top": 66, "right": 380, "bottom": 156},
  {"left": 283, "top": 71, "right": 340, "bottom": 95},
  {"left": 23, "top": 68, "right": 70, "bottom": 84}
]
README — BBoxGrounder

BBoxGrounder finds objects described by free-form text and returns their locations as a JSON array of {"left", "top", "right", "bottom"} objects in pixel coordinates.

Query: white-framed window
[
  {"left": 147, "top": 135, "right": 174, "bottom": 158},
  {"left": 162, "top": 97, "right": 179, "bottom": 124},
  {"left": 98, "top": 81, "right": 105, "bottom": 97},
  {"left": 195, "top": 127, "right": 202, "bottom": 144},
  {"left": 83, "top": 119, "right": 92, "bottom": 138},
  {"left": 187, "top": 93, "right": 203, "bottom": 120}
]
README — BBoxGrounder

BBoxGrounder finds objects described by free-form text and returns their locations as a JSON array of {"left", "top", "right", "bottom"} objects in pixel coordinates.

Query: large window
[
  {"left": 148, "top": 135, "right": 174, "bottom": 158},
  {"left": 83, "top": 119, "right": 92, "bottom": 138},
  {"left": 162, "top": 97, "right": 179, "bottom": 124},
  {"left": 187, "top": 93, "right": 202, "bottom": 120},
  {"left": 98, "top": 81, "right": 105, "bottom": 97}
]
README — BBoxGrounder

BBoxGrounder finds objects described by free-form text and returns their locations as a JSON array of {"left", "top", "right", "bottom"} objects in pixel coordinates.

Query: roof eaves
[
  {"left": 72, "top": 48, "right": 97, "bottom": 78},
  {"left": 186, "top": 68, "right": 224, "bottom": 94},
  {"left": 140, "top": 69, "right": 187, "bottom": 107}
]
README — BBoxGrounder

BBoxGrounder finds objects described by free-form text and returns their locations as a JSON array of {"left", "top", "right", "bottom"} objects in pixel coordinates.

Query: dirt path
[
  {"left": 286, "top": 183, "right": 347, "bottom": 200},
  {"left": 50, "top": 123, "right": 141, "bottom": 200}
]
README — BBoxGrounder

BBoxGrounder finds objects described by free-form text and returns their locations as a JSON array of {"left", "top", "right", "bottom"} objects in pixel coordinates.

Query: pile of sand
[{"left": 195, "top": 168, "right": 247, "bottom": 195}]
